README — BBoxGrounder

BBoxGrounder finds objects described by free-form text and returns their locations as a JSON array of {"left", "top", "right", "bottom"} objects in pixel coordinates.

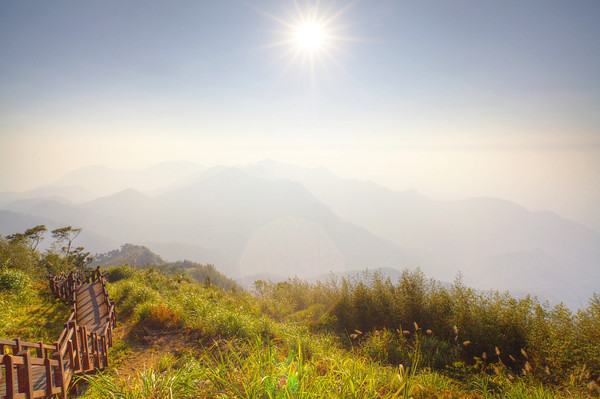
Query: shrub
[
  {"left": 0, "top": 267, "right": 31, "bottom": 293},
  {"left": 105, "top": 264, "right": 137, "bottom": 283},
  {"left": 138, "top": 302, "right": 183, "bottom": 329}
]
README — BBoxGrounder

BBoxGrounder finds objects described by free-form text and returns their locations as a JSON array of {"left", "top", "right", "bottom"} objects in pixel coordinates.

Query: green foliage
[
  {"left": 0, "top": 235, "right": 40, "bottom": 277},
  {"left": 182, "top": 261, "right": 238, "bottom": 290},
  {"left": 1, "top": 225, "right": 92, "bottom": 280},
  {"left": 93, "top": 245, "right": 238, "bottom": 290},
  {"left": 0, "top": 266, "right": 32, "bottom": 293},
  {"left": 0, "top": 282, "right": 70, "bottom": 342},
  {"left": 92, "top": 243, "right": 165, "bottom": 268},
  {"left": 256, "top": 268, "right": 600, "bottom": 390},
  {"left": 104, "top": 264, "right": 137, "bottom": 283},
  {"left": 2, "top": 225, "right": 597, "bottom": 397}
]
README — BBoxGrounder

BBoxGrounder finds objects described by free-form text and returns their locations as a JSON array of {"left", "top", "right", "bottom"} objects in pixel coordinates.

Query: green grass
[
  {"left": 0, "top": 281, "right": 70, "bottom": 343},
  {"left": 2, "top": 264, "right": 595, "bottom": 398},
  {"left": 77, "top": 267, "right": 594, "bottom": 399}
]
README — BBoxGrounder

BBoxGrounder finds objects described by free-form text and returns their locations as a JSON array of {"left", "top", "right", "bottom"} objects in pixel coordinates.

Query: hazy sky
[{"left": 1, "top": 1, "right": 599, "bottom": 228}]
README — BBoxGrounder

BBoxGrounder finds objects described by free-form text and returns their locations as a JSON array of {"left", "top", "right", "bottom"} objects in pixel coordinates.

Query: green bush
[
  {"left": 0, "top": 267, "right": 31, "bottom": 293},
  {"left": 105, "top": 264, "right": 137, "bottom": 283}
]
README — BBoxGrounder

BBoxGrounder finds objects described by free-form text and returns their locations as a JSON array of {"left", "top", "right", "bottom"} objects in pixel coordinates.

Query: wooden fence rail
[{"left": 1, "top": 267, "right": 116, "bottom": 399}]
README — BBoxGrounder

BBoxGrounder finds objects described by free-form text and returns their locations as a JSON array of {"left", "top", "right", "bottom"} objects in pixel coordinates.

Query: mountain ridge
[{"left": 2, "top": 161, "right": 598, "bottom": 309}]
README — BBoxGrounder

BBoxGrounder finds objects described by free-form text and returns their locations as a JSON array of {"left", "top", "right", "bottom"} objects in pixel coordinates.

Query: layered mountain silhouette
[{"left": 1, "top": 161, "right": 598, "bottom": 309}]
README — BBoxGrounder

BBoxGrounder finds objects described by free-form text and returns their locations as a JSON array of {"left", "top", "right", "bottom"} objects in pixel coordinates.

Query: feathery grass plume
[
  {"left": 350, "top": 333, "right": 358, "bottom": 339},
  {"left": 426, "top": 329, "right": 432, "bottom": 335},
  {"left": 508, "top": 374, "right": 515, "bottom": 381},
  {"left": 453, "top": 325, "right": 459, "bottom": 335},
  {"left": 482, "top": 352, "right": 487, "bottom": 360},
  {"left": 462, "top": 341, "right": 470, "bottom": 346},
  {"left": 403, "top": 330, "right": 411, "bottom": 336},
  {"left": 520, "top": 348, "right": 528, "bottom": 359},
  {"left": 544, "top": 365, "right": 551, "bottom": 375},
  {"left": 413, "top": 322, "right": 419, "bottom": 331},
  {"left": 355, "top": 329, "right": 362, "bottom": 335},
  {"left": 525, "top": 361, "right": 532, "bottom": 372},
  {"left": 509, "top": 355, "right": 516, "bottom": 362},
  {"left": 495, "top": 347, "right": 501, "bottom": 356},
  {"left": 493, "top": 366, "right": 500, "bottom": 375}
]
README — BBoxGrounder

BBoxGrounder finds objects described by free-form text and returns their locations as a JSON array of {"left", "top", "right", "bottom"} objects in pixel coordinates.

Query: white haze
[
  {"left": 1, "top": 159, "right": 599, "bottom": 310},
  {"left": 1, "top": 134, "right": 599, "bottom": 231}
]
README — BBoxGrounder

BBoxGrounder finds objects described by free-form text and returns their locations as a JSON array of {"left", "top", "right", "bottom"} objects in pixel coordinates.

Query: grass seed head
[
  {"left": 590, "top": 381, "right": 600, "bottom": 394},
  {"left": 520, "top": 348, "right": 528, "bottom": 358}
]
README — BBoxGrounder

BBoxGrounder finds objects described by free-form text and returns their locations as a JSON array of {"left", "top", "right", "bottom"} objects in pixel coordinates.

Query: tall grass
[{"left": 82, "top": 267, "right": 596, "bottom": 398}]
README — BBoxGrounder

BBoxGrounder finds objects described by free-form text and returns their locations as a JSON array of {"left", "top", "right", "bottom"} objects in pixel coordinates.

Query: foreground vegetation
[{"left": 1, "top": 227, "right": 599, "bottom": 398}]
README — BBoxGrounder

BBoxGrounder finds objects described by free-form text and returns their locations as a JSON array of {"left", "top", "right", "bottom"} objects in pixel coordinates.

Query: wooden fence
[{"left": 0, "top": 267, "right": 116, "bottom": 399}]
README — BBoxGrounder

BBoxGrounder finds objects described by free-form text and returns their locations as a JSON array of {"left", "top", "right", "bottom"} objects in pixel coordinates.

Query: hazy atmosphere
[
  {"left": 2, "top": 3, "right": 600, "bottom": 396},
  {"left": 1, "top": 1, "right": 599, "bottom": 229},
  {"left": 1, "top": 1, "right": 600, "bottom": 309}
]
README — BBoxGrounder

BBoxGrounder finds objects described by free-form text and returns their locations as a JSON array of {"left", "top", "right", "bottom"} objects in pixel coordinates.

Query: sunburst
[{"left": 261, "top": 1, "right": 355, "bottom": 77}]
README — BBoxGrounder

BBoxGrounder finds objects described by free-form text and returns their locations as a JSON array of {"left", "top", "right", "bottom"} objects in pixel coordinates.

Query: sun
[
  {"left": 295, "top": 21, "right": 326, "bottom": 51},
  {"left": 260, "top": 1, "right": 355, "bottom": 75}
]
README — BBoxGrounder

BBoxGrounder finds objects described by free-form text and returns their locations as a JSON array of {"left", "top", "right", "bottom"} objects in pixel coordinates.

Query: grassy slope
[
  {"left": 0, "top": 281, "right": 70, "bottom": 344},
  {"left": 0, "top": 265, "right": 593, "bottom": 398},
  {"left": 75, "top": 267, "right": 591, "bottom": 399}
]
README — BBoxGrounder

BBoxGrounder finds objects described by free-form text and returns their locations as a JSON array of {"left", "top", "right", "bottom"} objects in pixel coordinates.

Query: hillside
[
  {"left": 2, "top": 256, "right": 598, "bottom": 398},
  {"left": 91, "top": 243, "right": 166, "bottom": 268},
  {"left": 92, "top": 244, "right": 238, "bottom": 290},
  {"left": 2, "top": 161, "right": 599, "bottom": 308},
  {"left": 243, "top": 160, "right": 600, "bottom": 307},
  {"left": 3, "top": 167, "right": 419, "bottom": 279},
  {"left": 1, "top": 228, "right": 598, "bottom": 398}
]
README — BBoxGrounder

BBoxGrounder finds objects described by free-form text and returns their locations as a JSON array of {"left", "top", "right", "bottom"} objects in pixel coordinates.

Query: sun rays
[{"left": 260, "top": 1, "right": 356, "bottom": 79}]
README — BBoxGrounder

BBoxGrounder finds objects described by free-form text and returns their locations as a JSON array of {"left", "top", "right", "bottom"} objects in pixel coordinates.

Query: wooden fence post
[
  {"left": 81, "top": 326, "right": 90, "bottom": 371},
  {"left": 23, "top": 350, "right": 34, "bottom": 398},
  {"left": 3, "top": 354, "right": 15, "bottom": 398},
  {"left": 37, "top": 341, "right": 44, "bottom": 358},
  {"left": 53, "top": 346, "right": 67, "bottom": 399},
  {"left": 44, "top": 357, "right": 53, "bottom": 397}
]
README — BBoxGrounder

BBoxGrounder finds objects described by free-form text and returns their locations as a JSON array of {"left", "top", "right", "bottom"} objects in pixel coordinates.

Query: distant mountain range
[{"left": 1, "top": 160, "right": 598, "bottom": 309}]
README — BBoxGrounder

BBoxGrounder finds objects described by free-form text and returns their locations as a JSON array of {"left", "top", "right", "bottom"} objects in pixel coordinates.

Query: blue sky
[{"left": 1, "top": 1, "right": 599, "bottom": 227}]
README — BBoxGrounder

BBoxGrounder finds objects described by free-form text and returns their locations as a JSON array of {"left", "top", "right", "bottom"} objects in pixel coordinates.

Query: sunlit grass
[
  {"left": 0, "top": 282, "right": 70, "bottom": 342},
  {"left": 20, "top": 265, "right": 590, "bottom": 399}
]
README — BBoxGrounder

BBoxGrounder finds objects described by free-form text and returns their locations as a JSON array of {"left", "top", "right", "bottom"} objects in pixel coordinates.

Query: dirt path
[{"left": 112, "top": 325, "right": 200, "bottom": 378}]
